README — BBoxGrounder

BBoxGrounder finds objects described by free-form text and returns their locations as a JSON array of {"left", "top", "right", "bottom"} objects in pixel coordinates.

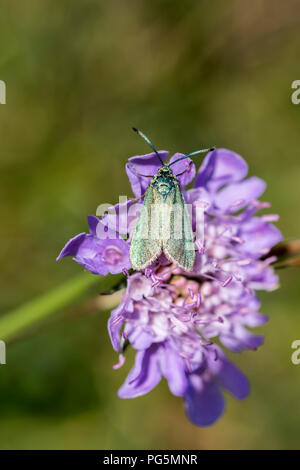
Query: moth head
[
  {"left": 154, "top": 166, "right": 174, "bottom": 195},
  {"left": 158, "top": 165, "right": 173, "bottom": 176}
]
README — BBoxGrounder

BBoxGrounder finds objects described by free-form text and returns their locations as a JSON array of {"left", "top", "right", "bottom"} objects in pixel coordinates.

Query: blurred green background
[{"left": 0, "top": 0, "right": 300, "bottom": 450}]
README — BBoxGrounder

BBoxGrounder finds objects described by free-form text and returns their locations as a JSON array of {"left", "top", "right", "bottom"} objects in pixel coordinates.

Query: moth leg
[
  {"left": 129, "top": 191, "right": 147, "bottom": 203},
  {"left": 128, "top": 164, "right": 153, "bottom": 178},
  {"left": 175, "top": 162, "right": 192, "bottom": 177}
]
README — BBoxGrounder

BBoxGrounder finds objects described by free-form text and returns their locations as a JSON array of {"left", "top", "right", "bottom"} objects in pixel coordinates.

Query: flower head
[{"left": 58, "top": 146, "right": 282, "bottom": 426}]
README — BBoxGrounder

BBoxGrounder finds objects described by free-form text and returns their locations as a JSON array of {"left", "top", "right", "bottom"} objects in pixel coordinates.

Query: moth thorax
[
  {"left": 155, "top": 176, "right": 174, "bottom": 195},
  {"left": 154, "top": 166, "right": 174, "bottom": 195}
]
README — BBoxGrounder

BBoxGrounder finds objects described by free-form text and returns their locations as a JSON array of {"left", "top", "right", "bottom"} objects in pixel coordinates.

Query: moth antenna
[
  {"left": 132, "top": 127, "right": 164, "bottom": 165},
  {"left": 168, "top": 147, "right": 215, "bottom": 167}
]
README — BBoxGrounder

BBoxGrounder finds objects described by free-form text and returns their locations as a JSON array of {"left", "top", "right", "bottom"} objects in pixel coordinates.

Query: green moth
[{"left": 130, "top": 129, "right": 213, "bottom": 272}]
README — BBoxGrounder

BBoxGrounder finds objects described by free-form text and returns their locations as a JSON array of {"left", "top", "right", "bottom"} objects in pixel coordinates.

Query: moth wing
[
  {"left": 130, "top": 184, "right": 162, "bottom": 270},
  {"left": 162, "top": 182, "right": 195, "bottom": 272}
]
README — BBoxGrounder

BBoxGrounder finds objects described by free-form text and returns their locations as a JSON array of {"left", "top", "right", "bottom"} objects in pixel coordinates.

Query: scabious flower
[{"left": 57, "top": 148, "right": 282, "bottom": 426}]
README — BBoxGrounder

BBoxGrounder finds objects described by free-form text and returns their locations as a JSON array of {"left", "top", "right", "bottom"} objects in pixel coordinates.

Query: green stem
[{"left": 0, "top": 272, "right": 124, "bottom": 342}]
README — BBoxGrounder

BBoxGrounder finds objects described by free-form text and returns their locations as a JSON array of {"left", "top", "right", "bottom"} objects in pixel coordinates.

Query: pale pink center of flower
[{"left": 103, "top": 245, "right": 124, "bottom": 265}]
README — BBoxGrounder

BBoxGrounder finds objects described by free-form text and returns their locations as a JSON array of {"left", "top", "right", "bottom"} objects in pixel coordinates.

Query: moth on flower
[
  {"left": 129, "top": 128, "right": 214, "bottom": 272},
  {"left": 57, "top": 132, "right": 283, "bottom": 427}
]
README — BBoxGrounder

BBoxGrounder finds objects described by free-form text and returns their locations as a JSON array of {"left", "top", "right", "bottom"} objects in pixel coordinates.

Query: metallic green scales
[
  {"left": 130, "top": 165, "right": 195, "bottom": 272},
  {"left": 129, "top": 128, "right": 213, "bottom": 273}
]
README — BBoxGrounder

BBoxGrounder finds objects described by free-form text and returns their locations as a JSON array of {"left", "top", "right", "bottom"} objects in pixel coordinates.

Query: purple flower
[
  {"left": 58, "top": 147, "right": 282, "bottom": 426},
  {"left": 184, "top": 350, "right": 249, "bottom": 426},
  {"left": 57, "top": 215, "right": 131, "bottom": 275}
]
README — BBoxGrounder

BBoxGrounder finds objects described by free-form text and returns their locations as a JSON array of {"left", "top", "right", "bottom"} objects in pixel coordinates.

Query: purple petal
[
  {"left": 127, "top": 273, "right": 153, "bottom": 301},
  {"left": 194, "top": 148, "right": 217, "bottom": 188},
  {"left": 220, "top": 328, "right": 264, "bottom": 352},
  {"left": 128, "top": 328, "right": 154, "bottom": 350},
  {"left": 206, "top": 346, "right": 225, "bottom": 375},
  {"left": 217, "top": 359, "right": 250, "bottom": 400},
  {"left": 168, "top": 154, "right": 196, "bottom": 187},
  {"left": 184, "top": 375, "right": 225, "bottom": 426},
  {"left": 108, "top": 303, "right": 126, "bottom": 351},
  {"left": 128, "top": 151, "right": 169, "bottom": 174},
  {"left": 99, "top": 238, "right": 131, "bottom": 274},
  {"left": 219, "top": 334, "right": 245, "bottom": 352},
  {"left": 214, "top": 177, "right": 266, "bottom": 211},
  {"left": 235, "top": 326, "right": 265, "bottom": 350},
  {"left": 75, "top": 256, "right": 109, "bottom": 275},
  {"left": 57, "top": 234, "right": 110, "bottom": 275},
  {"left": 95, "top": 219, "right": 119, "bottom": 240},
  {"left": 87, "top": 215, "right": 100, "bottom": 236},
  {"left": 186, "top": 187, "right": 211, "bottom": 205},
  {"left": 56, "top": 233, "right": 86, "bottom": 261},
  {"left": 249, "top": 268, "right": 280, "bottom": 291},
  {"left": 158, "top": 343, "right": 188, "bottom": 396},
  {"left": 240, "top": 218, "right": 283, "bottom": 256},
  {"left": 241, "top": 313, "right": 268, "bottom": 327},
  {"left": 195, "top": 148, "right": 248, "bottom": 191},
  {"left": 101, "top": 200, "right": 135, "bottom": 236},
  {"left": 118, "top": 345, "right": 161, "bottom": 398},
  {"left": 59, "top": 233, "right": 130, "bottom": 275},
  {"left": 126, "top": 151, "right": 169, "bottom": 198}
]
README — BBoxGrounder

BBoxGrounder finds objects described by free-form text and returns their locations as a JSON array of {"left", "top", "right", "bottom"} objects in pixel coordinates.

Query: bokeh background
[{"left": 0, "top": 0, "right": 300, "bottom": 450}]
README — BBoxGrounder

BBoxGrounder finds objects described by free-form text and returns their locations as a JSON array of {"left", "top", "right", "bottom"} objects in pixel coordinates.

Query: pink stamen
[
  {"left": 110, "top": 315, "right": 124, "bottom": 327},
  {"left": 151, "top": 281, "right": 160, "bottom": 288},
  {"left": 230, "top": 236, "right": 244, "bottom": 244},
  {"left": 195, "top": 240, "right": 206, "bottom": 253},
  {"left": 112, "top": 354, "right": 126, "bottom": 370},
  {"left": 258, "top": 248, "right": 270, "bottom": 255},
  {"left": 193, "top": 319, "right": 211, "bottom": 325},
  {"left": 239, "top": 307, "right": 252, "bottom": 314},
  {"left": 237, "top": 258, "right": 252, "bottom": 266},
  {"left": 188, "top": 288, "right": 194, "bottom": 300},
  {"left": 260, "top": 256, "right": 277, "bottom": 270},
  {"left": 253, "top": 200, "right": 271, "bottom": 209},
  {"left": 261, "top": 214, "right": 279, "bottom": 223},
  {"left": 243, "top": 285, "right": 253, "bottom": 296},
  {"left": 180, "top": 351, "right": 193, "bottom": 360},
  {"left": 184, "top": 358, "right": 192, "bottom": 373},
  {"left": 177, "top": 314, "right": 191, "bottom": 322},
  {"left": 222, "top": 275, "right": 233, "bottom": 287},
  {"left": 200, "top": 273, "right": 219, "bottom": 283},
  {"left": 160, "top": 282, "right": 174, "bottom": 288},
  {"left": 231, "top": 199, "right": 245, "bottom": 207}
]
